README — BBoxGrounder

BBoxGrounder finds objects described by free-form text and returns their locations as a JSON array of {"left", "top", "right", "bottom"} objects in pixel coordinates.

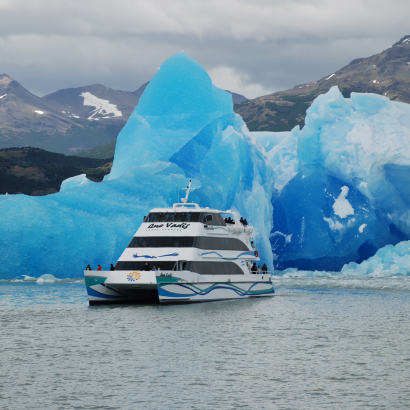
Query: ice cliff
[{"left": 1, "top": 52, "right": 410, "bottom": 279}]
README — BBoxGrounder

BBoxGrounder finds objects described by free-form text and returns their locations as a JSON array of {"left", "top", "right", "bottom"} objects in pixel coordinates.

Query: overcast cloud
[{"left": 0, "top": 0, "right": 409, "bottom": 98}]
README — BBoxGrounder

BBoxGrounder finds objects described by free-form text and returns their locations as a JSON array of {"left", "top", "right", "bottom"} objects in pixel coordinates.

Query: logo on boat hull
[
  {"left": 147, "top": 223, "right": 190, "bottom": 230},
  {"left": 127, "top": 271, "right": 142, "bottom": 281}
]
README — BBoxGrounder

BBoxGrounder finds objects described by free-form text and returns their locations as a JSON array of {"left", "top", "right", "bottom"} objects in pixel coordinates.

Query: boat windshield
[{"left": 146, "top": 212, "right": 201, "bottom": 223}]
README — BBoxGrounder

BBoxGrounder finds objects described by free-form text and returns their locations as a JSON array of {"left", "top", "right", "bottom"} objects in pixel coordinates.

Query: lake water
[{"left": 1, "top": 276, "right": 410, "bottom": 409}]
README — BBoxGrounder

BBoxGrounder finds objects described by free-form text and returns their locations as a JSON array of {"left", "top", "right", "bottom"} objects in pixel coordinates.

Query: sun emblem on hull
[{"left": 127, "top": 271, "right": 142, "bottom": 281}]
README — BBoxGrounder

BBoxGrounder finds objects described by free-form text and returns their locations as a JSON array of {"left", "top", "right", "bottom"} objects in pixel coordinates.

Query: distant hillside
[
  {"left": 75, "top": 140, "right": 117, "bottom": 159},
  {"left": 0, "top": 147, "right": 112, "bottom": 196},
  {"left": 235, "top": 35, "right": 410, "bottom": 131},
  {"left": 0, "top": 72, "right": 246, "bottom": 155},
  {"left": 0, "top": 77, "right": 148, "bottom": 155}
]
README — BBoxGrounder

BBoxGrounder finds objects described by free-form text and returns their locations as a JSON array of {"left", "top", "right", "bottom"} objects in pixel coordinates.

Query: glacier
[{"left": 1, "top": 52, "right": 410, "bottom": 279}]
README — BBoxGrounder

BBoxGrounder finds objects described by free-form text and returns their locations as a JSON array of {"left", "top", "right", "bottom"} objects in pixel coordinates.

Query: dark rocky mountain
[
  {"left": 0, "top": 147, "right": 112, "bottom": 196},
  {"left": 235, "top": 35, "right": 410, "bottom": 131}
]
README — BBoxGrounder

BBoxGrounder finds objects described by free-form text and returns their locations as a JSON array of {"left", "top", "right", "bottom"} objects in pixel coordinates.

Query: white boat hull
[{"left": 84, "top": 271, "right": 274, "bottom": 305}]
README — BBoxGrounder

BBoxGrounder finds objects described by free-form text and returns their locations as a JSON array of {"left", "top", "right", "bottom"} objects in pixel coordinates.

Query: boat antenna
[{"left": 181, "top": 180, "right": 193, "bottom": 203}]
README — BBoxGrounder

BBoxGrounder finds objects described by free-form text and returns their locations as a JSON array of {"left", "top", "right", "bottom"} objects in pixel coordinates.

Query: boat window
[
  {"left": 194, "top": 237, "right": 249, "bottom": 251},
  {"left": 203, "top": 213, "right": 226, "bottom": 226},
  {"left": 185, "top": 212, "right": 200, "bottom": 222},
  {"left": 174, "top": 212, "right": 184, "bottom": 222},
  {"left": 115, "top": 261, "right": 177, "bottom": 270},
  {"left": 217, "top": 214, "right": 226, "bottom": 226},
  {"left": 128, "top": 236, "right": 249, "bottom": 250},
  {"left": 128, "top": 237, "right": 195, "bottom": 248},
  {"left": 145, "top": 212, "right": 201, "bottom": 223},
  {"left": 185, "top": 261, "right": 244, "bottom": 275},
  {"left": 146, "top": 213, "right": 160, "bottom": 222}
]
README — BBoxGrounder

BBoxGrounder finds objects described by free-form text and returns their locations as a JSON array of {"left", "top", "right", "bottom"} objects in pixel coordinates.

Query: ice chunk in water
[
  {"left": 36, "top": 274, "right": 58, "bottom": 283},
  {"left": 342, "top": 241, "right": 410, "bottom": 276}
]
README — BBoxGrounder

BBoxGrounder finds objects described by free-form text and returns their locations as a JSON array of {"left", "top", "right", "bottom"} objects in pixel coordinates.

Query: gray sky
[{"left": 0, "top": 0, "right": 409, "bottom": 99}]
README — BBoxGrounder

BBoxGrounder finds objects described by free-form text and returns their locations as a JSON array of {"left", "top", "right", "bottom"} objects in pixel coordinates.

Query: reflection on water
[{"left": 1, "top": 281, "right": 410, "bottom": 409}]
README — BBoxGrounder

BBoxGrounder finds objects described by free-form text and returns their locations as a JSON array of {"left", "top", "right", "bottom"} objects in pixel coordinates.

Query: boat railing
[{"left": 226, "top": 223, "right": 254, "bottom": 234}]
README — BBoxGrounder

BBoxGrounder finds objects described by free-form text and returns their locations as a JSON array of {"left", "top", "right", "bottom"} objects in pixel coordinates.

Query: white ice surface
[
  {"left": 60, "top": 174, "right": 96, "bottom": 191},
  {"left": 333, "top": 186, "right": 354, "bottom": 218},
  {"left": 80, "top": 92, "right": 122, "bottom": 120}
]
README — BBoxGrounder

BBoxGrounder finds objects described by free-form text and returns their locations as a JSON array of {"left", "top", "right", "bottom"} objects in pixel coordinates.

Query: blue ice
[
  {"left": 0, "top": 52, "right": 273, "bottom": 279},
  {"left": 252, "top": 86, "right": 410, "bottom": 272},
  {"left": 2, "top": 53, "right": 410, "bottom": 279}
]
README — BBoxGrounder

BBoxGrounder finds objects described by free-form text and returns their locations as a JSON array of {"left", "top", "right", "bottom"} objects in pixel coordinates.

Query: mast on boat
[{"left": 181, "top": 180, "right": 192, "bottom": 203}]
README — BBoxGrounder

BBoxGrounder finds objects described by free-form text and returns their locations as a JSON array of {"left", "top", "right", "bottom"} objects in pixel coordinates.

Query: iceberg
[
  {"left": 253, "top": 86, "right": 410, "bottom": 271},
  {"left": 0, "top": 52, "right": 273, "bottom": 279},
  {"left": 2, "top": 52, "right": 410, "bottom": 280}
]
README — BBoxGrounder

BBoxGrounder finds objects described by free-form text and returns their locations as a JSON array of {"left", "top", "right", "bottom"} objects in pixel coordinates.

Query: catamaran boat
[{"left": 84, "top": 182, "right": 274, "bottom": 305}]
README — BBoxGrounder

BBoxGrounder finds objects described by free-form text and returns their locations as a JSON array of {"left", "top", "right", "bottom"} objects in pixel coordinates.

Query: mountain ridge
[
  {"left": 0, "top": 74, "right": 247, "bottom": 154},
  {"left": 235, "top": 35, "right": 410, "bottom": 131}
]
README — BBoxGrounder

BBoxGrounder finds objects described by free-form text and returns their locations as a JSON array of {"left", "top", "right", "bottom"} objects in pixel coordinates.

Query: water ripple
[{"left": 0, "top": 282, "right": 409, "bottom": 409}]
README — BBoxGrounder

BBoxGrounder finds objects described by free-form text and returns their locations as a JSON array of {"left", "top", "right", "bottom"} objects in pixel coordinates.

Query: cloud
[
  {"left": 0, "top": 0, "right": 408, "bottom": 97},
  {"left": 208, "top": 66, "right": 274, "bottom": 99},
  {"left": 0, "top": 0, "right": 407, "bottom": 40}
]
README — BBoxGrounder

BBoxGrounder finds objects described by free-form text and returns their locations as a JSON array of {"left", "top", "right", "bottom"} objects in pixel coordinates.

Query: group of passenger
[
  {"left": 142, "top": 263, "right": 157, "bottom": 271},
  {"left": 224, "top": 216, "right": 248, "bottom": 225},
  {"left": 86, "top": 261, "right": 270, "bottom": 275},
  {"left": 239, "top": 217, "right": 248, "bottom": 226},
  {"left": 86, "top": 262, "right": 159, "bottom": 271},
  {"left": 251, "top": 263, "right": 268, "bottom": 274},
  {"left": 85, "top": 264, "right": 115, "bottom": 271}
]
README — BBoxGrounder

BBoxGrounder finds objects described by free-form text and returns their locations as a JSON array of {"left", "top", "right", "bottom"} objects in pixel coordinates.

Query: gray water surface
[{"left": 1, "top": 282, "right": 410, "bottom": 409}]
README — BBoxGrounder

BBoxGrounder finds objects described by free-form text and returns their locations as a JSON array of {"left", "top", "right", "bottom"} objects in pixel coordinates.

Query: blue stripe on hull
[
  {"left": 158, "top": 282, "right": 274, "bottom": 299},
  {"left": 86, "top": 286, "right": 126, "bottom": 300}
]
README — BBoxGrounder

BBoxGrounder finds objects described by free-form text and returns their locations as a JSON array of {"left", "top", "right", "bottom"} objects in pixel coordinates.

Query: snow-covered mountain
[{"left": 42, "top": 83, "right": 148, "bottom": 123}]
